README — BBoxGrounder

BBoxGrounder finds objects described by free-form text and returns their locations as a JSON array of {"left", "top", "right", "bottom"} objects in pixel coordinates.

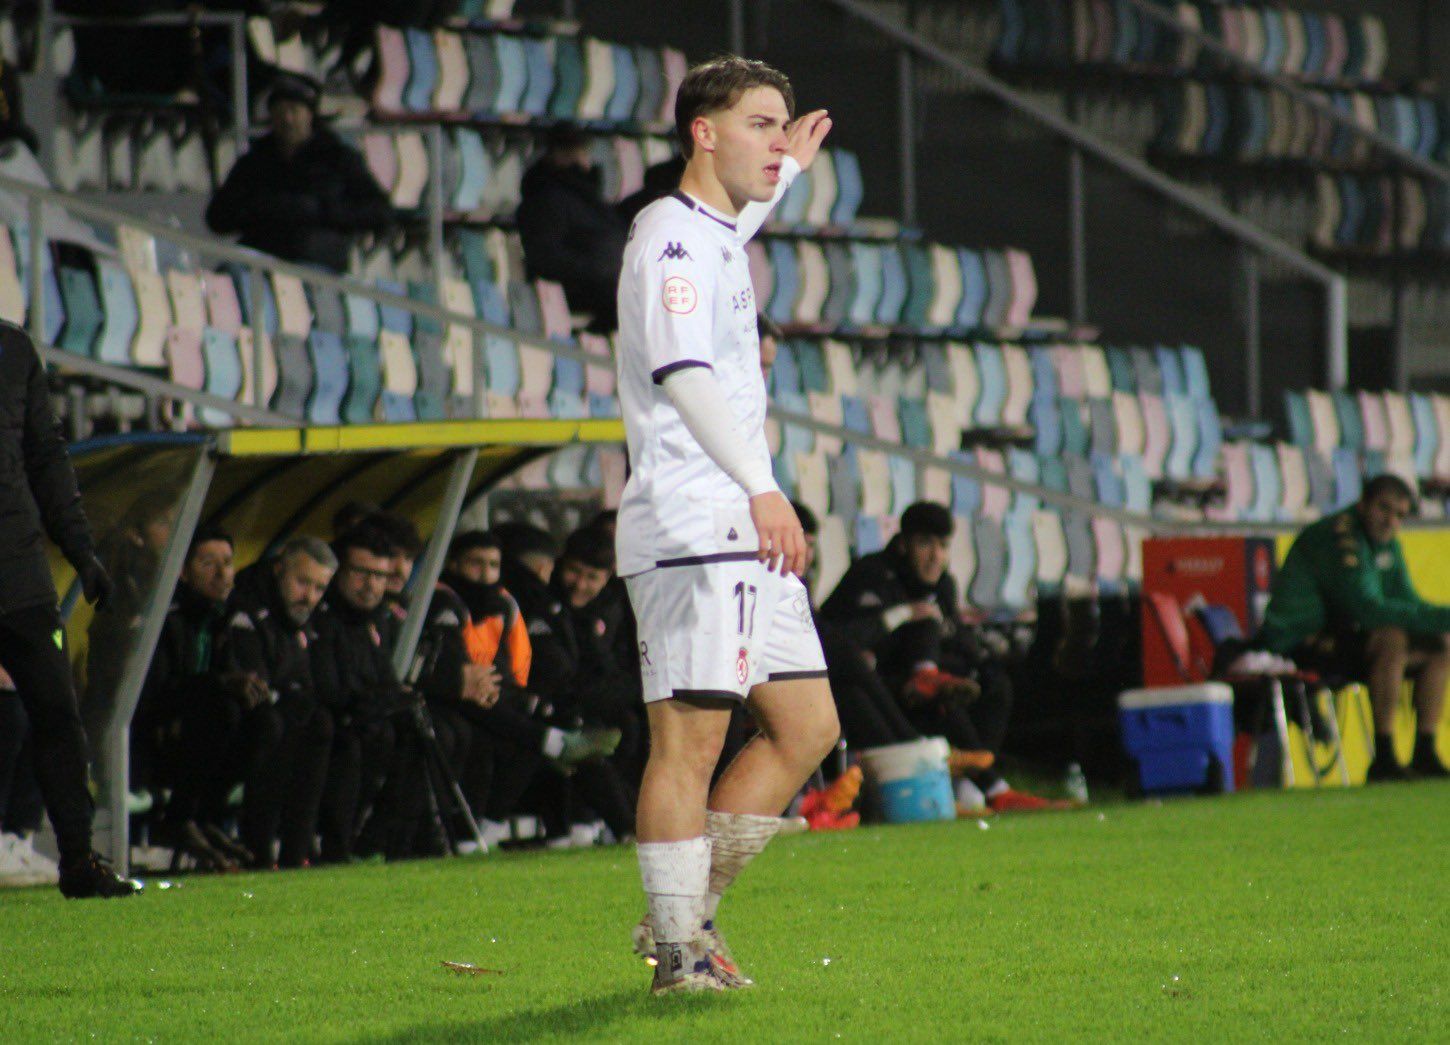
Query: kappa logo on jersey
[
  {"left": 657, "top": 241, "right": 693, "bottom": 262},
  {"left": 662, "top": 276, "right": 698, "bottom": 314},
  {"left": 720, "top": 246, "right": 732, "bottom": 264}
]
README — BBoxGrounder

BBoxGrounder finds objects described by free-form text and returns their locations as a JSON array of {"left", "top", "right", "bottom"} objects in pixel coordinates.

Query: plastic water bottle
[{"left": 1064, "top": 762, "right": 1089, "bottom": 805}]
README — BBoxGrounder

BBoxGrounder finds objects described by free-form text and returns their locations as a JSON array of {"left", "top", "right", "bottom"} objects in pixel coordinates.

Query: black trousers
[
  {"left": 822, "top": 631, "right": 919, "bottom": 749},
  {"left": 318, "top": 713, "right": 399, "bottom": 862},
  {"left": 0, "top": 604, "right": 93, "bottom": 860},
  {"left": 438, "top": 700, "right": 551, "bottom": 823},
  {"left": 165, "top": 696, "right": 285, "bottom": 833},
  {"left": 0, "top": 695, "right": 43, "bottom": 834},
  {"left": 246, "top": 702, "right": 334, "bottom": 867}
]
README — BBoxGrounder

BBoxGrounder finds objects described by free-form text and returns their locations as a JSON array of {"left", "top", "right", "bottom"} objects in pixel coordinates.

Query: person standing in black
[
  {"left": 205, "top": 73, "right": 392, "bottom": 273},
  {"left": 0, "top": 321, "right": 134, "bottom": 897}
]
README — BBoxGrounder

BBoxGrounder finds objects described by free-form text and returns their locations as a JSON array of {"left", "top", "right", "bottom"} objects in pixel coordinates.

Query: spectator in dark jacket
[
  {"left": 140, "top": 528, "right": 282, "bottom": 872},
  {"left": 0, "top": 321, "right": 132, "bottom": 898},
  {"left": 822, "top": 502, "right": 1062, "bottom": 812},
  {"left": 221, "top": 536, "right": 337, "bottom": 868},
  {"left": 206, "top": 73, "right": 391, "bottom": 273},
  {"left": 516, "top": 124, "right": 627, "bottom": 331}
]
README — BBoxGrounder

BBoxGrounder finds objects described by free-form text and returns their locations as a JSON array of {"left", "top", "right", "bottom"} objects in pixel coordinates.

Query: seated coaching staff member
[
  {"left": 0, "top": 321, "right": 135, "bottom": 897},
  {"left": 1256, "top": 474, "right": 1450, "bottom": 781}
]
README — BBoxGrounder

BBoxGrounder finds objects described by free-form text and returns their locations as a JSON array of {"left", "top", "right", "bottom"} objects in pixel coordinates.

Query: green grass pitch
[{"left": 3, "top": 781, "right": 1446, "bottom": 1042}]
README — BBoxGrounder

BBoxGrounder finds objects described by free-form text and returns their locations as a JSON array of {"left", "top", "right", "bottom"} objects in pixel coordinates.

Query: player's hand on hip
[
  {"left": 750, "top": 491, "right": 807, "bottom": 577},
  {"left": 785, "top": 109, "right": 832, "bottom": 171}
]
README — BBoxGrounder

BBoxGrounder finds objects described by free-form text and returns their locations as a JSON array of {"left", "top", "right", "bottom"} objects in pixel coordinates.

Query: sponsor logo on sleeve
[{"left": 663, "top": 276, "right": 698, "bottom": 314}]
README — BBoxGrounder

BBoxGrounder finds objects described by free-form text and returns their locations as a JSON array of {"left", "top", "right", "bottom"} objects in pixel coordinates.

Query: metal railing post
[
  {"left": 248, "top": 263, "right": 267, "bottom": 409},
  {"left": 102, "top": 446, "right": 217, "bottom": 873},
  {"left": 1241, "top": 249, "right": 1261, "bottom": 419},
  {"left": 898, "top": 48, "right": 917, "bottom": 225},
  {"left": 229, "top": 14, "right": 250, "bottom": 163},
  {"left": 1326, "top": 276, "right": 1348, "bottom": 390}
]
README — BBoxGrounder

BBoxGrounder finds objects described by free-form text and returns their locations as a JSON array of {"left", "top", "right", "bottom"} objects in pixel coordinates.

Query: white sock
[
  {"left": 541, "top": 728, "right": 566, "bottom": 759},
  {"left": 985, "top": 778, "right": 1010, "bottom": 799},
  {"left": 703, "top": 811, "right": 781, "bottom": 924},
  {"left": 637, "top": 837, "right": 711, "bottom": 944}
]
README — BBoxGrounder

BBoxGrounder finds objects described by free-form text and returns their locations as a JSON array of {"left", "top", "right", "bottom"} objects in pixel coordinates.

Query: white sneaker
[
  {"left": 0, "top": 832, "right": 52, "bottom": 886},
  {"left": 479, "top": 819, "right": 510, "bottom": 848},
  {"left": 12, "top": 834, "right": 59, "bottom": 882},
  {"left": 633, "top": 916, "right": 753, "bottom": 988},
  {"left": 650, "top": 938, "right": 726, "bottom": 996}
]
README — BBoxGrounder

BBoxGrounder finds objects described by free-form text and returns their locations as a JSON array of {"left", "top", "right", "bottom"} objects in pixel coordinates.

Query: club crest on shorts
[{"left": 736, "top": 647, "right": 750, "bottom": 685}]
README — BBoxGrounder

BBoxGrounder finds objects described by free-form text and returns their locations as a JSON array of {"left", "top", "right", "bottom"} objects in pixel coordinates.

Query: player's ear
[{"left": 692, "top": 114, "right": 716, "bottom": 155}]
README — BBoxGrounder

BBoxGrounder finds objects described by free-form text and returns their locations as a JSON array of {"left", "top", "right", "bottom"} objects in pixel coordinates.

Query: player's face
[
  {"left": 706, "top": 86, "right": 790, "bottom": 206},
  {"left": 558, "top": 558, "right": 611, "bottom": 609},
  {"left": 1359, "top": 491, "right": 1411, "bottom": 545},
  {"left": 453, "top": 547, "right": 501, "bottom": 586},
  {"left": 902, "top": 533, "right": 950, "bottom": 586},
  {"left": 276, "top": 554, "right": 334, "bottom": 625},
  {"left": 338, "top": 547, "right": 391, "bottom": 611},
  {"left": 183, "top": 540, "right": 235, "bottom": 604}
]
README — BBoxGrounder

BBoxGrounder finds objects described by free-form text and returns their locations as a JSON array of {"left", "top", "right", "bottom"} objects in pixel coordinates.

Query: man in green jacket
[{"left": 1258, "top": 474, "right": 1449, "bottom": 782}]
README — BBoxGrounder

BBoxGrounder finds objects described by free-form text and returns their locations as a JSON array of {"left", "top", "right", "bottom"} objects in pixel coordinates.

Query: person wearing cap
[
  {"left": 820, "top": 501, "right": 1065, "bottom": 812},
  {"left": 206, "top": 73, "right": 392, "bottom": 273}
]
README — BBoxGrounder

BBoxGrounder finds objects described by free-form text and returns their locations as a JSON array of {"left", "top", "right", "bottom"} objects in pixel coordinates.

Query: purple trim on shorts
[
  {"left": 655, "top": 551, "right": 760, "bottom": 568},
  {"left": 766, "top": 670, "right": 829, "bottom": 682},
  {"left": 651, "top": 359, "right": 713, "bottom": 385},
  {"left": 670, "top": 689, "right": 745, "bottom": 704}
]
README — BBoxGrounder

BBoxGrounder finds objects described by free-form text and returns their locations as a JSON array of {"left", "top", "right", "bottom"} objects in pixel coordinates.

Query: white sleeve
[
  {"left": 661, "top": 366, "right": 779, "bottom": 497},
  {"left": 734, "top": 156, "right": 801, "bottom": 243},
  {"left": 630, "top": 225, "right": 717, "bottom": 383}
]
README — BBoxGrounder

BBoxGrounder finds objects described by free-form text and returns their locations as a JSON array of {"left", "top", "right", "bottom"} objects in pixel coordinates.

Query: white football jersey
[{"left": 614, "top": 169, "right": 795, "bottom": 577}]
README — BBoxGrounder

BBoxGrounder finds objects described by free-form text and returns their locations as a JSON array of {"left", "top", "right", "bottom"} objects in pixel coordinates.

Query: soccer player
[{"left": 615, "top": 56, "right": 839, "bottom": 994}]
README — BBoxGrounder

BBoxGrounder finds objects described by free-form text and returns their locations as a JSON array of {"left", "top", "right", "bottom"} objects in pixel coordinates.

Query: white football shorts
[{"left": 626, "top": 555, "right": 828, "bottom": 703}]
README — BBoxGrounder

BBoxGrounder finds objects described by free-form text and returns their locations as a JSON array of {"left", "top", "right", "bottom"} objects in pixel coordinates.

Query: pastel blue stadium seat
[
  {"left": 1180, "top": 346, "right": 1211, "bottom": 400},
  {"left": 307, "top": 331, "right": 348, "bottom": 424},
  {"left": 1030, "top": 394, "right": 1063, "bottom": 456},
  {"left": 1193, "top": 398, "right": 1222, "bottom": 480},
  {"left": 1059, "top": 397, "right": 1090, "bottom": 456},
  {"left": 767, "top": 240, "right": 799, "bottom": 325},
  {"left": 1333, "top": 390, "right": 1364, "bottom": 451},
  {"left": 1038, "top": 454, "right": 1069, "bottom": 494},
  {"left": 632, "top": 44, "right": 664, "bottom": 124},
  {"left": 57, "top": 261, "right": 102, "bottom": 357},
  {"left": 1155, "top": 346, "right": 1186, "bottom": 396},
  {"left": 606, "top": 44, "right": 640, "bottom": 122},
  {"left": 770, "top": 339, "right": 801, "bottom": 396},
  {"left": 847, "top": 243, "right": 883, "bottom": 328},
  {"left": 949, "top": 451, "right": 981, "bottom": 517},
  {"left": 1247, "top": 443, "right": 1282, "bottom": 521},
  {"left": 1106, "top": 346, "right": 1136, "bottom": 393},
  {"left": 1131, "top": 346, "right": 1162, "bottom": 395},
  {"left": 955, "top": 248, "right": 987, "bottom": 331},
  {"left": 777, "top": 171, "right": 812, "bottom": 227},
  {"left": 979, "top": 251, "right": 1011, "bottom": 330},
  {"left": 972, "top": 343, "right": 1006, "bottom": 428},
  {"left": 95, "top": 259, "right": 138, "bottom": 366},
  {"left": 406, "top": 282, "right": 450, "bottom": 421},
  {"left": 902, "top": 245, "right": 935, "bottom": 330},
  {"left": 493, "top": 35, "right": 528, "bottom": 114},
  {"left": 830, "top": 448, "right": 862, "bottom": 521},
  {"left": 1330, "top": 448, "right": 1362, "bottom": 508},
  {"left": 272, "top": 334, "right": 314, "bottom": 418},
  {"left": 199, "top": 329, "right": 243, "bottom": 427},
  {"left": 1000, "top": 508, "right": 1037, "bottom": 613},
  {"left": 403, "top": 29, "right": 439, "bottom": 113},
  {"left": 463, "top": 35, "right": 500, "bottom": 114},
  {"left": 795, "top": 340, "right": 829, "bottom": 393},
  {"left": 778, "top": 392, "right": 814, "bottom": 457},
  {"left": 1201, "top": 84, "right": 1230, "bottom": 155},
  {"left": 969, "top": 517, "right": 1007, "bottom": 613},
  {"left": 1091, "top": 452, "right": 1126, "bottom": 509},
  {"left": 1410, "top": 394, "right": 1439, "bottom": 478},
  {"left": 1007, "top": 447, "right": 1040, "bottom": 516},
  {"left": 1302, "top": 13, "right": 1326, "bottom": 80},
  {"left": 821, "top": 243, "right": 853, "bottom": 327},
  {"left": 875, "top": 245, "right": 908, "bottom": 326},
  {"left": 229, "top": 264, "right": 278, "bottom": 337},
  {"left": 1164, "top": 393, "right": 1198, "bottom": 481},
  {"left": 548, "top": 37, "right": 585, "bottom": 119},
  {"left": 1030, "top": 347, "right": 1058, "bottom": 400},
  {"left": 343, "top": 333, "right": 381, "bottom": 423},
  {"left": 1088, "top": 397, "right": 1118, "bottom": 458},
  {"left": 309, "top": 284, "right": 346, "bottom": 338},
  {"left": 376, "top": 279, "right": 414, "bottom": 336},
  {"left": 520, "top": 37, "right": 555, "bottom": 117},
  {"left": 854, "top": 514, "right": 887, "bottom": 556},
  {"left": 840, "top": 394, "right": 871, "bottom": 435},
  {"left": 899, "top": 396, "right": 932, "bottom": 449},
  {"left": 1121, "top": 454, "right": 1152, "bottom": 513},
  {"left": 920, "top": 343, "right": 952, "bottom": 392},
  {"left": 829, "top": 149, "right": 863, "bottom": 226},
  {"left": 888, "top": 457, "right": 916, "bottom": 514},
  {"left": 1284, "top": 390, "right": 1314, "bottom": 446},
  {"left": 1305, "top": 450, "right": 1336, "bottom": 513}
]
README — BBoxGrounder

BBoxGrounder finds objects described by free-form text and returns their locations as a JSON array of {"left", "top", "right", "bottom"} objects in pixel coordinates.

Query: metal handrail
[
  {"left": 1120, "top": 0, "right": 1450, "bottom": 186},
  {"left": 814, "top": 0, "right": 1340, "bottom": 284}
]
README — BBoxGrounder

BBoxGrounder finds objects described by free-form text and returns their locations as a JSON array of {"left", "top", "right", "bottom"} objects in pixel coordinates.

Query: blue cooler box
[{"left": 1118, "top": 683, "right": 1235, "bottom": 795}]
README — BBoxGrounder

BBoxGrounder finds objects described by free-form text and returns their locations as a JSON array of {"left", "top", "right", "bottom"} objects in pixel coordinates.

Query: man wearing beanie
[{"left": 207, "top": 72, "right": 392, "bottom": 273}]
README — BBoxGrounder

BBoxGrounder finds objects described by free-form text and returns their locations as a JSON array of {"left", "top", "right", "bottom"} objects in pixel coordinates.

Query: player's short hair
[
  {"left": 278, "top": 536, "right": 337, "bottom": 573},
  {"left": 332, "top": 500, "right": 380, "bottom": 538},
  {"left": 1361, "top": 473, "right": 1416, "bottom": 509},
  {"left": 333, "top": 522, "right": 395, "bottom": 563},
  {"left": 675, "top": 55, "right": 795, "bottom": 159},
  {"left": 370, "top": 510, "right": 423, "bottom": 558},
  {"left": 448, "top": 530, "right": 501, "bottom": 563},
  {"left": 188, "top": 525, "right": 233, "bottom": 559},
  {"left": 560, "top": 526, "right": 615, "bottom": 572},
  {"left": 899, "top": 501, "right": 953, "bottom": 540}
]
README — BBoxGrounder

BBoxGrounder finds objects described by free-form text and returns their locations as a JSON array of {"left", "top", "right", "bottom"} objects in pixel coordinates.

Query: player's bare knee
[{"left": 1366, "top": 626, "right": 1409, "bottom": 661}]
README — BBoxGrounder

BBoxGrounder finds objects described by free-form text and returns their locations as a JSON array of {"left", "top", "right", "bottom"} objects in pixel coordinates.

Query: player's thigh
[
  {"left": 746, "top": 675, "right": 840, "bottom": 754},
  {"left": 645, "top": 695, "right": 734, "bottom": 771}
]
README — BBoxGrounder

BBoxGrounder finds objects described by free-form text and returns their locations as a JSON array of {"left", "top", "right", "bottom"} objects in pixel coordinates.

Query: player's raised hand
[
  {"left": 749, "top": 490, "right": 808, "bottom": 577},
  {"left": 784, "top": 109, "right": 832, "bottom": 172}
]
